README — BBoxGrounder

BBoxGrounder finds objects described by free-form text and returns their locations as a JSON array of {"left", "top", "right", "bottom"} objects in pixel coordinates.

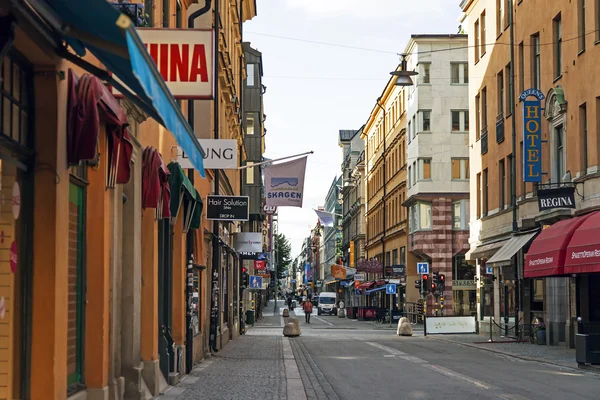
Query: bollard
[
  {"left": 397, "top": 317, "right": 413, "bottom": 336},
  {"left": 283, "top": 317, "right": 301, "bottom": 337}
]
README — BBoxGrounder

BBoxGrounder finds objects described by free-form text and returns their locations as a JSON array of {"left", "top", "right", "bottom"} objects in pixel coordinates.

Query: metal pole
[
  {"left": 237, "top": 151, "right": 314, "bottom": 170},
  {"left": 389, "top": 293, "right": 392, "bottom": 327},
  {"left": 509, "top": 0, "right": 520, "bottom": 341}
]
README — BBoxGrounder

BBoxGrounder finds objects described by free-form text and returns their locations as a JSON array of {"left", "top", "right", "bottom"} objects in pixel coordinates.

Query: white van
[{"left": 317, "top": 292, "right": 337, "bottom": 315}]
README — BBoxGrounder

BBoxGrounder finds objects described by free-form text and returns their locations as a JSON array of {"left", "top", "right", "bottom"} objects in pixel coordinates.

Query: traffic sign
[
  {"left": 249, "top": 275, "right": 263, "bottom": 289},
  {"left": 385, "top": 284, "right": 397, "bottom": 295},
  {"left": 417, "top": 262, "right": 429, "bottom": 274},
  {"left": 486, "top": 266, "right": 493, "bottom": 274}
]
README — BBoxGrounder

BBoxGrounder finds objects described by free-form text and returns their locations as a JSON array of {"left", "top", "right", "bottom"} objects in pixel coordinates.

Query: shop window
[
  {"left": 67, "top": 176, "right": 87, "bottom": 391},
  {"left": 533, "top": 279, "right": 544, "bottom": 302}
]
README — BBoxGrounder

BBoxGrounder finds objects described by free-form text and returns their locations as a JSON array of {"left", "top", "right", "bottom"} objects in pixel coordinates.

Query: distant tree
[{"left": 274, "top": 233, "right": 292, "bottom": 280}]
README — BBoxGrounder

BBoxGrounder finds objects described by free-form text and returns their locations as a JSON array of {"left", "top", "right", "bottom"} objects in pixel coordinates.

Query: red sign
[
  {"left": 254, "top": 260, "right": 266, "bottom": 271},
  {"left": 114, "top": 29, "right": 214, "bottom": 99}
]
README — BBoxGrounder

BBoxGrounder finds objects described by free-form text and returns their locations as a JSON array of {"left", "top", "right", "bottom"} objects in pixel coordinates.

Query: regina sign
[
  {"left": 537, "top": 186, "right": 576, "bottom": 211},
  {"left": 113, "top": 29, "right": 214, "bottom": 99}
]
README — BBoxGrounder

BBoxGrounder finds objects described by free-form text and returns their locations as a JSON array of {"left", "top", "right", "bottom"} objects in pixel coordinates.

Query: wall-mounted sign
[
  {"left": 331, "top": 265, "right": 347, "bottom": 279},
  {"left": 263, "top": 204, "right": 277, "bottom": 214},
  {"left": 354, "top": 273, "right": 366, "bottom": 281},
  {"left": 254, "top": 260, "right": 266, "bottom": 271},
  {"left": 113, "top": 29, "right": 214, "bottom": 99},
  {"left": 537, "top": 186, "right": 576, "bottom": 211},
  {"left": 349, "top": 241, "right": 355, "bottom": 268},
  {"left": 179, "top": 139, "right": 237, "bottom": 170},
  {"left": 207, "top": 195, "right": 249, "bottom": 221},
  {"left": 520, "top": 88, "right": 545, "bottom": 183},
  {"left": 385, "top": 265, "right": 406, "bottom": 277},
  {"left": 233, "top": 232, "right": 262, "bottom": 253}
]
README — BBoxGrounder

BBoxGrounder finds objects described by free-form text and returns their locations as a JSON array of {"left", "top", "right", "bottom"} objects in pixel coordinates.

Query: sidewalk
[{"left": 428, "top": 333, "right": 583, "bottom": 370}]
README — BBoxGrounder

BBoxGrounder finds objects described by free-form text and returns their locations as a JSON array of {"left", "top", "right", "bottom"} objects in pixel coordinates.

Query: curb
[{"left": 428, "top": 336, "right": 593, "bottom": 373}]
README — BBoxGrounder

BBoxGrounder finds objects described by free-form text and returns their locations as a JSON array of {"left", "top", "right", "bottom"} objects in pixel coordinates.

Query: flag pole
[{"left": 237, "top": 150, "right": 314, "bottom": 170}]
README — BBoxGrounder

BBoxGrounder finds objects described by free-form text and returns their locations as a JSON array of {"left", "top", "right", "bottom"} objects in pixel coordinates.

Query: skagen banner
[
  {"left": 179, "top": 139, "right": 237, "bottom": 170},
  {"left": 537, "top": 186, "right": 576, "bottom": 211},
  {"left": 233, "top": 232, "right": 263, "bottom": 253},
  {"left": 264, "top": 156, "right": 307, "bottom": 207}
]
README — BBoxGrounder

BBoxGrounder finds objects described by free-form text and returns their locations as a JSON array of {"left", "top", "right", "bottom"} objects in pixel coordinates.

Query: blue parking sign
[{"left": 417, "top": 262, "right": 429, "bottom": 274}]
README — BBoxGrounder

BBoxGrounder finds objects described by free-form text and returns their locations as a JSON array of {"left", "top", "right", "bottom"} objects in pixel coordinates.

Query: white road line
[
  {"left": 365, "top": 342, "right": 407, "bottom": 356},
  {"left": 314, "top": 316, "right": 334, "bottom": 326}
]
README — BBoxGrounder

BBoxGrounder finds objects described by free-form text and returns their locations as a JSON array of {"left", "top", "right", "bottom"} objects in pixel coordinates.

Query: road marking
[
  {"left": 365, "top": 342, "right": 407, "bottom": 356},
  {"left": 314, "top": 316, "right": 334, "bottom": 326}
]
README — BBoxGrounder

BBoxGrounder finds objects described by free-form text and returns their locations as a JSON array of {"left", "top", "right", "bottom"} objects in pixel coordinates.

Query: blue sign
[
  {"left": 486, "top": 267, "right": 494, "bottom": 275},
  {"left": 521, "top": 88, "right": 545, "bottom": 183},
  {"left": 291, "top": 279, "right": 296, "bottom": 284},
  {"left": 385, "top": 284, "right": 397, "bottom": 295},
  {"left": 417, "top": 262, "right": 429, "bottom": 274},
  {"left": 249, "top": 275, "right": 263, "bottom": 289}
]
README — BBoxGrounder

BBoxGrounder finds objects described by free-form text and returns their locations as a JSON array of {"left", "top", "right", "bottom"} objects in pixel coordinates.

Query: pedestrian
[
  {"left": 287, "top": 295, "right": 292, "bottom": 310},
  {"left": 303, "top": 298, "right": 313, "bottom": 323}
]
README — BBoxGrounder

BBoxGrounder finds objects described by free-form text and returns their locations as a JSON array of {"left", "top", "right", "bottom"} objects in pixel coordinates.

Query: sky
[{"left": 244, "top": 0, "right": 460, "bottom": 257}]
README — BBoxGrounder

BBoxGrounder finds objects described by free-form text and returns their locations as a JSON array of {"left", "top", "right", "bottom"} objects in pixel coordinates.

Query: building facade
[
  {"left": 463, "top": 0, "right": 600, "bottom": 346},
  {"left": 403, "top": 34, "right": 471, "bottom": 316}
]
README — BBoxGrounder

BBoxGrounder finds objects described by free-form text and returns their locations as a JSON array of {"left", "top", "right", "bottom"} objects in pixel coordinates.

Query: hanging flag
[
  {"left": 314, "top": 209, "right": 334, "bottom": 227},
  {"left": 264, "top": 156, "right": 307, "bottom": 207}
]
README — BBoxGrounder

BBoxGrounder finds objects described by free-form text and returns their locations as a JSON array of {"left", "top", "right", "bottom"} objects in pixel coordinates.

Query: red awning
[
  {"left": 358, "top": 281, "right": 375, "bottom": 290},
  {"left": 142, "top": 146, "right": 171, "bottom": 219},
  {"left": 524, "top": 214, "right": 592, "bottom": 278},
  {"left": 565, "top": 211, "right": 600, "bottom": 273}
]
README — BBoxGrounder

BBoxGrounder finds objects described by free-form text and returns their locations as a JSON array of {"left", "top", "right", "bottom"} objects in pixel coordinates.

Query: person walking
[
  {"left": 287, "top": 295, "right": 293, "bottom": 310},
  {"left": 303, "top": 298, "right": 313, "bottom": 323}
]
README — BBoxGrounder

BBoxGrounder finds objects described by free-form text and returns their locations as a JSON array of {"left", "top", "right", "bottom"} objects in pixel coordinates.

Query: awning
[
  {"left": 168, "top": 162, "right": 202, "bottom": 231},
  {"left": 142, "top": 146, "right": 171, "bottom": 220},
  {"left": 366, "top": 287, "right": 385, "bottom": 295},
  {"left": 465, "top": 239, "right": 508, "bottom": 261},
  {"left": 525, "top": 214, "right": 592, "bottom": 278},
  {"left": 564, "top": 212, "right": 600, "bottom": 274},
  {"left": 486, "top": 231, "right": 538, "bottom": 268},
  {"left": 358, "top": 281, "right": 375, "bottom": 290},
  {"left": 30, "top": 0, "right": 206, "bottom": 176}
]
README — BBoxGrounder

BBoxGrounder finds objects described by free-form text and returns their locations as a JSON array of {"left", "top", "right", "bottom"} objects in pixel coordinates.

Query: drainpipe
[
  {"left": 186, "top": 0, "right": 213, "bottom": 370},
  {"left": 375, "top": 99, "right": 387, "bottom": 290}
]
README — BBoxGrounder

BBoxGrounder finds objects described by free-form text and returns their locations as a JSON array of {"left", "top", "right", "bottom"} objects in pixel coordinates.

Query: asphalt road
[{"left": 289, "top": 308, "right": 600, "bottom": 400}]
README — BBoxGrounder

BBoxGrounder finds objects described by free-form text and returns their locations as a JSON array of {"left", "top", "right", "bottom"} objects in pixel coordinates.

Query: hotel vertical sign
[{"left": 520, "top": 89, "right": 545, "bottom": 183}]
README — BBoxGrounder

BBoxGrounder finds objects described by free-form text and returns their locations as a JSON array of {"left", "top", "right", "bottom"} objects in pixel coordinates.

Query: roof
[
  {"left": 410, "top": 34, "right": 468, "bottom": 39},
  {"left": 339, "top": 129, "right": 358, "bottom": 141}
]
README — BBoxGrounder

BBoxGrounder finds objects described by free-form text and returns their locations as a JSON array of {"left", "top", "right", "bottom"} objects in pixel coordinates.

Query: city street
[{"left": 157, "top": 301, "right": 600, "bottom": 400}]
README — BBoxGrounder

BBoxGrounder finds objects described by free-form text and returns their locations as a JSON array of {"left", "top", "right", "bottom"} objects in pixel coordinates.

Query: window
[
  {"left": 480, "top": 11, "right": 486, "bottom": 56},
  {"left": 475, "top": 94, "right": 481, "bottom": 140},
  {"left": 246, "top": 114, "right": 255, "bottom": 135},
  {"left": 451, "top": 158, "right": 469, "bottom": 180},
  {"left": 482, "top": 87, "right": 488, "bottom": 130},
  {"left": 410, "top": 202, "right": 432, "bottom": 232},
  {"left": 453, "top": 200, "right": 470, "bottom": 230},
  {"left": 392, "top": 249, "right": 398, "bottom": 265},
  {"left": 246, "top": 162, "right": 255, "bottom": 184},
  {"left": 144, "top": 0, "right": 154, "bottom": 26},
  {"left": 421, "top": 63, "right": 431, "bottom": 84},
  {"left": 407, "top": 121, "right": 412, "bottom": 143},
  {"left": 597, "top": 0, "right": 600, "bottom": 42},
  {"left": 419, "top": 158, "right": 432, "bottom": 180},
  {"left": 451, "top": 110, "right": 469, "bottom": 131},
  {"left": 483, "top": 168, "right": 489, "bottom": 216},
  {"left": 400, "top": 246, "right": 406, "bottom": 265},
  {"left": 421, "top": 110, "right": 431, "bottom": 131},
  {"left": 1, "top": 56, "right": 31, "bottom": 146},
  {"left": 162, "top": 0, "right": 170, "bottom": 27},
  {"left": 412, "top": 115, "right": 416, "bottom": 137},
  {"left": 507, "top": 154, "right": 514, "bottom": 205},
  {"left": 474, "top": 19, "right": 480, "bottom": 60},
  {"left": 554, "top": 124, "right": 565, "bottom": 182},
  {"left": 246, "top": 63, "right": 256, "bottom": 86},
  {"left": 497, "top": 70, "right": 504, "bottom": 115},
  {"left": 451, "top": 63, "right": 468, "bottom": 84},
  {"left": 499, "top": 159, "right": 506, "bottom": 209},
  {"left": 497, "top": 0, "right": 504, "bottom": 36},
  {"left": 554, "top": 15, "right": 562, "bottom": 78},
  {"left": 532, "top": 34, "right": 541, "bottom": 89},
  {"left": 476, "top": 173, "right": 482, "bottom": 218},
  {"left": 518, "top": 42, "right": 524, "bottom": 93},
  {"left": 385, "top": 252, "right": 391, "bottom": 267},
  {"left": 580, "top": 103, "right": 588, "bottom": 173},
  {"left": 579, "top": 0, "right": 586, "bottom": 52},
  {"left": 412, "top": 161, "right": 416, "bottom": 184},
  {"left": 506, "top": 63, "right": 513, "bottom": 114},
  {"left": 408, "top": 165, "right": 411, "bottom": 187}
]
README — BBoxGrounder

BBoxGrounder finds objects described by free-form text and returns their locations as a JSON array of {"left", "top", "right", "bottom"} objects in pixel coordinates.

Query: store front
[
  {"left": 0, "top": 51, "right": 34, "bottom": 399},
  {"left": 451, "top": 255, "right": 477, "bottom": 317}
]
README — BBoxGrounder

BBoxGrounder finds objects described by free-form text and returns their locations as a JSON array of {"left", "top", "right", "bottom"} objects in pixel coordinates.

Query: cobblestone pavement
[
  {"left": 428, "top": 333, "right": 581, "bottom": 369},
  {"left": 290, "top": 339, "right": 339, "bottom": 400}
]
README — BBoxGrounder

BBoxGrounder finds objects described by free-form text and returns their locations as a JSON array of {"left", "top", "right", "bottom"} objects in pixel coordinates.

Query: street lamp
[{"left": 390, "top": 54, "right": 419, "bottom": 87}]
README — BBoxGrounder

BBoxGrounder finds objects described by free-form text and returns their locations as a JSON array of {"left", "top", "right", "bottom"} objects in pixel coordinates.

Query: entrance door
[{"left": 157, "top": 220, "right": 173, "bottom": 380}]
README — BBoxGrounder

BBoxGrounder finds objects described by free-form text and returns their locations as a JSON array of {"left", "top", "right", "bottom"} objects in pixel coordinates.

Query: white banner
[
  {"left": 178, "top": 139, "right": 237, "bottom": 169},
  {"left": 314, "top": 209, "right": 334, "bottom": 227},
  {"left": 425, "top": 316, "right": 477, "bottom": 335},
  {"left": 233, "top": 232, "right": 263, "bottom": 253},
  {"left": 264, "top": 156, "right": 307, "bottom": 207}
]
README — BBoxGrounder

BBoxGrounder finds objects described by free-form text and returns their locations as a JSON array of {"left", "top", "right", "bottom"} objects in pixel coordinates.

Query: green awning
[{"left": 168, "top": 162, "right": 201, "bottom": 230}]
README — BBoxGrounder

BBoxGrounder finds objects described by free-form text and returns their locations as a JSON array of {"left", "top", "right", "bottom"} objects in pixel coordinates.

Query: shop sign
[
  {"left": 178, "top": 139, "right": 237, "bottom": 170},
  {"left": 537, "top": 186, "right": 576, "bottom": 211},
  {"left": 520, "top": 88, "right": 545, "bottom": 183},
  {"left": 331, "top": 265, "right": 347, "bottom": 279},
  {"left": 452, "top": 279, "right": 476, "bottom": 289},
  {"left": 263, "top": 204, "right": 277, "bottom": 214},
  {"left": 385, "top": 264, "right": 406, "bottom": 277},
  {"left": 349, "top": 241, "right": 355, "bottom": 268},
  {"left": 114, "top": 29, "right": 214, "bottom": 99},
  {"left": 207, "top": 195, "right": 249, "bottom": 221},
  {"left": 354, "top": 273, "right": 366, "bottom": 281},
  {"left": 254, "top": 260, "right": 266, "bottom": 271},
  {"left": 233, "top": 232, "right": 262, "bottom": 253}
]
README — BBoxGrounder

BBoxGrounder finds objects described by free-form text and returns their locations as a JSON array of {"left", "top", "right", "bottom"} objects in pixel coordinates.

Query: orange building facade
[{"left": 0, "top": 0, "right": 256, "bottom": 399}]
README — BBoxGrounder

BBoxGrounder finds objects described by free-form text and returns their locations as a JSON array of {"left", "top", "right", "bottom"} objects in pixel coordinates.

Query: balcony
[
  {"left": 111, "top": 2, "right": 152, "bottom": 27},
  {"left": 481, "top": 127, "right": 488, "bottom": 155}
]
